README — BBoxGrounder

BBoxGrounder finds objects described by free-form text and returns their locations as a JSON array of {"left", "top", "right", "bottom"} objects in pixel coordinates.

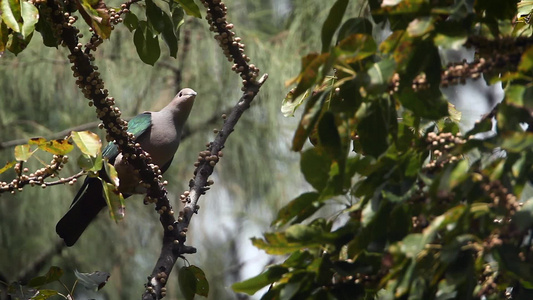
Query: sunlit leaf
[
  {"left": 14, "top": 144, "right": 35, "bottom": 161},
  {"left": 101, "top": 165, "right": 124, "bottom": 222},
  {"left": 71, "top": 131, "right": 101, "bottom": 157},
  {"left": 20, "top": 1, "right": 38, "bottom": 39},
  {"left": 0, "top": 160, "right": 16, "bottom": 174},
  {"left": 1, "top": 0, "right": 21, "bottom": 32},
  {"left": 38, "top": 139, "right": 74, "bottom": 155}
]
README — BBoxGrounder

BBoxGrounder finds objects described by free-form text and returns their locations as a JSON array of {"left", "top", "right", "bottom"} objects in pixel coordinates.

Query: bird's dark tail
[{"left": 56, "top": 177, "right": 107, "bottom": 246}]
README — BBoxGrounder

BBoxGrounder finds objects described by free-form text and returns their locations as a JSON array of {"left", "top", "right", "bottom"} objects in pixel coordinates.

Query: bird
[{"left": 56, "top": 88, "right": 197, "bottom": 246}]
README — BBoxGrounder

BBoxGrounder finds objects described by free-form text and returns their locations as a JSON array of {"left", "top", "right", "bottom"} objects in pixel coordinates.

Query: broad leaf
[
  {"left": 133, "top": 21, "right": 161, "bottom": 65},
  {"left": 174, "top": 0, "right": 201, "bottom": 18},
  {"left": 71, "top": 131, "right": 101, "bottom": 157}
]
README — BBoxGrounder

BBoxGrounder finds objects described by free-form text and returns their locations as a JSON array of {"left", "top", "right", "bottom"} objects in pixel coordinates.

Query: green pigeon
[{"left": 56, "top": 88, "right": 197, "bottom": 246}]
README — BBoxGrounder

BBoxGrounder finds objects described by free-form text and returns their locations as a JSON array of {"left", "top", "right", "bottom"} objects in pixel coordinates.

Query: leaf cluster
[{"left": 235, "top": 0, "right": 533, "bottom": 299}]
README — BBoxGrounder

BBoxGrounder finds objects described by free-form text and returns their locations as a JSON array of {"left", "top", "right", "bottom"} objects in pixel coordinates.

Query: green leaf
[
  {"left": 77, "top": 153, "right": 103, "bottom": 172},
  {"left": 161, "top": 12, "right": 178, "bottom": 58},
  {"left": 178, "top": 266, "right": 197, "bottom": 300},
  {"left": 333, "top": 33, "right": 377, "bottom": 64},
  {"left": 174, "top": 0, "right": 201, "bottom": 18},
  {"left": 288, "top": 53, "right": 330, "bottom": 101},
  {"left": 145, "top": 0, "right": 166, "bottom": 34},
  {"left": 355, "top": 98, "right": 392, "bottom": 157},
  {"left": 171, "top": 4, "right": 185, "bottom": 35},
  {"left": 34, "top": 9, "right": 59, "bottom": 47},
  {"left": 188, "top": 265, "right": 209, "bottom": 297},
  {"left": 133, "top": 21, "right": 161, "bottom": 65},
  {"left": 0, "top": 160, "right": 16, "bottom": 174},
  {"left": 291, "top": 91, "right": 328, "bottom": 151},
  {"left": 272, "top": 192, "right": 322, "bottom": 227},
  {"left": 318, "top": 112, "right": 343, "bottom": 160},
  {"left": 301, "top": 148, "right": 331, "bottom": 191},
  {"left": 71, "top": 131, "right": 101, "bottom": 157},
  {"left": 397, "top": 88, "right": 449, "bottom": 120},
  {"left": 1, "top": 0, "right": 21, "bottom": 32},
  {"left": 30, "top": 289, "right": 59, "bottom": 300},
  {"left": 122, "top": 12, "right": 138, "bottom": 32},
  {"left": 321, "top": 0, "right": 349, "bottom": 53},
  {"left": 28, "top": 266, "right": 64, "bottom": 287},
  {"left": 101, "top": 164, "right": 124, "bottom": 222},
  {"left": 232, "top": 266, "right": 288, "bottom": 295},
  {"left": 365, "top": 58, "right": 397, "bottom": 94},
  {"left": 0, "top": 21, "right": 9, "bottom": 53},
  {"left": 14, "top": 144, "right": 34, "bottom": 161},
  {"left": 514, "top": 198, "right": 533, "bottom": 231},
  {"left": 76, "top": 0, "right": 112, "bottom": 39},
  {"left": 406, "top": 16, "right": 435, "bottom": 37},
  {"left": 20, "top": 1, "right": 38, "bottom": 39},
  {"left": 74, "top": 270, "right": 110, "bottom": 291},
  {"left": 336, "top": 17, "right": 373, "bottom": 43}
]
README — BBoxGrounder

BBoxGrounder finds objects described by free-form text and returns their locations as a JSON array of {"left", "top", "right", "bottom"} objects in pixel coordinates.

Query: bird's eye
[{"left": 178, "top": 92, "right": 182, "bottom": 97}]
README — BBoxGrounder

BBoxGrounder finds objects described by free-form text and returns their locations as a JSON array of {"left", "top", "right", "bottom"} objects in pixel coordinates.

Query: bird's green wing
[{"left": 102, "top": 112, "right": 152, "bottom": 162}]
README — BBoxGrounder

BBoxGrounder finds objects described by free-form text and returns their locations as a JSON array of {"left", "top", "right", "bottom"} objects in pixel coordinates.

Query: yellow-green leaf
[
  {"left": 76, "top": 0, "right": 112, "bottom": 39},
  {"left": 0, "top": 161, "right": 16, "bottom": 174},
  {"left": 28, "top": 137, "right": 46, "bottom": 145},
  {"left": 20, "top": 1, "right": 38, "bottom": 39},
  {"left": 38, "top": 139, "right": 74, "bottom": 155},
  {"left": 71, "top": 131, "right": 102, "bottom": 157},
  {"left": 174, "top": 0, "right": 201, "bottom": 18},
  {"left": 1, "top": 0, "right": 21, "bottom": 32},
  {"left": 14, "top": 144, "right": 35, "bottom": 161},
  {"left": 102, "top": 180, "right": 125, "bottom": 222}
]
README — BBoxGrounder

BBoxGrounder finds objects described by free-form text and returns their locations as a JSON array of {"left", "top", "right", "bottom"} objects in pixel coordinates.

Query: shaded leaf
[
  {"left": 301, "top": 148, "right": 331, "bottom": 191},
  {"left": 188, "top": 265, "right": 209, "bottom": 297},
  {"left": 288, "top": 53, "right": 330, "bottom": 101},
  {"left": 28, "top": 266, "right": 64, "bottom": 287},
  {"left": 145, "top": 0, "right": 165, "bottom": 33},
  {"left": 336, "top": 17, "right": 373, "bottom": 43},
  {"left": 272, "top": 192, "right": 322, "bottom": 227},
  {"left": 292, "top": 91, "right": 328, "bottom": 151},
  {"left": 133, "top": 20, "right": 161, "bottom": 65},
  {"left": 174, "top": 0, "right": 201, "bottom": 18},
  {"left": 179, "top": 266, "right": 197, "bottom": 300},
  {"left": 321, "top": 0, "right": 349, "bottom": 53},
  {"left": 122, "top": 12, "right": 138, "bottom": 32},
  {"left": 232, "top": 266, "right": 288, "bottom": 295},
  {"left": 74, "top": 270, "right": 110, "bottom": 291},
  {"left": 77, "top": 153, "right": 103, "bottom": 172}
]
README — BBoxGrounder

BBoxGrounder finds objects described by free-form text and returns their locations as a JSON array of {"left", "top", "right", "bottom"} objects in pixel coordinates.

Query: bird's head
[{"left": 166, "top": 88, "right": 197, "bottom": 121}]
